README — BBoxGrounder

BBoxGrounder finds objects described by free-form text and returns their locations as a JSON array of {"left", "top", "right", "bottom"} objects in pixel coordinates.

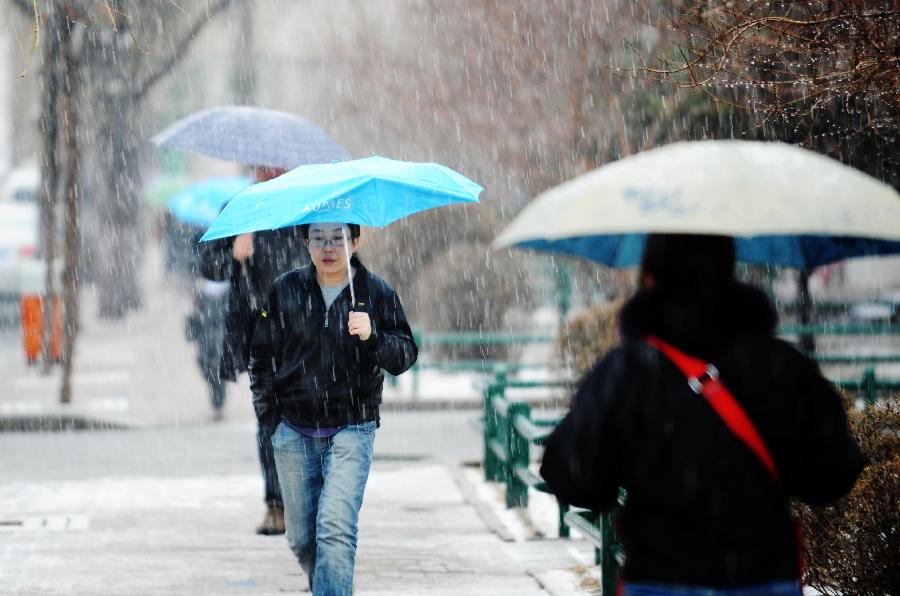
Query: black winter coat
[
  {"left": 249, "top": 256, "right": 417, "bottom": 430},
  {"left": 202, "top": 228, "right": 308, "bottom": 380},
  {"left": 540, "top": 282, "right": 863, "bottom": 587}
]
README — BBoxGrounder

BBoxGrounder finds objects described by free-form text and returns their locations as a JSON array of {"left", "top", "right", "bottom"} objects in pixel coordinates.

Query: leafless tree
[
  {"left": 637, "top": 0, "right": 900, "bottom": 186},
  {"left": 10, "top": 0, "right": 238, "bottom": 321},
  {"left": 9, "top": 0, "right": 237, "bottom": 402}
]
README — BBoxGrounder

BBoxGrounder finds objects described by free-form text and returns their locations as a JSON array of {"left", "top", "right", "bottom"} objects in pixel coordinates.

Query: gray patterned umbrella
[{"left": 152, "top": 105, "right": 349, "bottom": 169}]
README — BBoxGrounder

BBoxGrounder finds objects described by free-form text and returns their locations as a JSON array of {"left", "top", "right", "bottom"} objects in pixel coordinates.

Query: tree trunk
[
  {"left": 96, "top": 101, "right": 143, "bottom": 319},
  {"left": 39, "top": 6, "right": 61, "bottom": 374},
  {"left": 58, "top": 20, "right": 81, "bottom": 405}
]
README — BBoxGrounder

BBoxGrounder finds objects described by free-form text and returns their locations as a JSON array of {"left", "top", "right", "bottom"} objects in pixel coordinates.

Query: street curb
[
  {"left": 0, "top": 396, "right": 570, "bottom": 433},
  {"left": 0, "top": 414, "right": 129, "bottom": 432},
  {"left": 448, "top": 462, "right": 518, "bottom": 543}
]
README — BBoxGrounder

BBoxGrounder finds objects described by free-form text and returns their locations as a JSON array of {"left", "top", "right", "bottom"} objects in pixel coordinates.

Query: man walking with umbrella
[
  {"left": 199, "top": 155, "right": 480, "bottom": 594},
  {"left": 249, "top": 222, "right": 417, "bottom": 594}
]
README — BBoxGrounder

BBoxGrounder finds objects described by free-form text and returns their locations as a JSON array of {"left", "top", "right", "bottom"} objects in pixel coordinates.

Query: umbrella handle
[{"left": 343, "top": 225, "right": 356, "bottom": 308}]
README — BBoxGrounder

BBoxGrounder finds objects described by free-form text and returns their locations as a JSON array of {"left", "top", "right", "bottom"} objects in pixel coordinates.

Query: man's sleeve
[
  {"left": 249, "top": 288, "right": 281, "bottom": 432},
  {"left": 200, "top": 237, "right": 233, "bottom": 281},
  {"left": 362, "top": 287, "right": 418, "bottom": 376},
  {"left": 540, "top": 352, "right": 624, "bottom": 511}
]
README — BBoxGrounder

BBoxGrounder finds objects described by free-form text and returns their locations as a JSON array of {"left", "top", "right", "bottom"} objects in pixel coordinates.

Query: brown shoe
[{"left": 256, "top": 500, "right": 285, "bottom": 535}]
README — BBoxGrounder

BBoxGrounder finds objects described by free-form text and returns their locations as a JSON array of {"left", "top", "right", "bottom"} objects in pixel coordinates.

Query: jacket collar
[{"left": 618, "top": 281, "right": 778, "bottom": 358}]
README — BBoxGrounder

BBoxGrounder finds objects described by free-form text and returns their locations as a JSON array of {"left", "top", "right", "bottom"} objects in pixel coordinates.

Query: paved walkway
[
  {"left": 0, "top": 454, "right": 584, "bottom": 595},
  {"left": 0, "top": 245, "right": 591, "bottom": 595}
]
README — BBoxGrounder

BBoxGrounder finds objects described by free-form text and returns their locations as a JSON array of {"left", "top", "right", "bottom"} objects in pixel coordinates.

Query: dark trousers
[{"left": 257, "top": 421, "right": 282, "bottom": 503}]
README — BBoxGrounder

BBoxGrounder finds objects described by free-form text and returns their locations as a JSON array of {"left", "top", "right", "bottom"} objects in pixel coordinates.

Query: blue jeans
[
  {"left": 623, "top": 581, "right": 802, "bottom": 596},
  {"left": 272, "top": 420, "right": 376, "bottom": 596}
]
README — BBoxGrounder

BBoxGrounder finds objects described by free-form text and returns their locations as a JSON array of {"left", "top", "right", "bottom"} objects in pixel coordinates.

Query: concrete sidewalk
[
  {"left": 0, "top": 449, "right": 583, "bottom": 595},
  {"left": 0, "top": 245, "right": 591, "bottom": 595}
]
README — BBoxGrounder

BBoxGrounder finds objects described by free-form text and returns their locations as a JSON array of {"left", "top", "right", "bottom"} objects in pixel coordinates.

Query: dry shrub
[
  {"left": 559, "top": 300, "right": 624, "bottom": 377},
  {"left": 796, "top": 399, "right": 900, "bottom": 595}
]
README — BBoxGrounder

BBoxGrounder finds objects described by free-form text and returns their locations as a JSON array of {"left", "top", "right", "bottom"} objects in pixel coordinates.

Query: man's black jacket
[
  {"left": 249, "top": 256, "right": 417, "bottom": 430},
  {"left": 540, "top": 282, "right": 864, "bottom": 587},
  {"left": 202, "top": 228, "right": 308, "bottom": 380}
]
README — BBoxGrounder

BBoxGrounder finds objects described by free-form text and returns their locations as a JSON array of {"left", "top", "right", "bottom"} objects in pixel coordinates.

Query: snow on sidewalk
[{"left": 0, "top": 461, "right": 593, "bottom": 595}]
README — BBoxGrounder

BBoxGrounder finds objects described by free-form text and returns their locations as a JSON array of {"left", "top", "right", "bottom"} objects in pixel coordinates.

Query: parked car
[
  {"left": 0, "top": 163, "right": 40, "bottom": 204},
  {"left": 0, "top": 202, "right": 41, "bottom": 322}
]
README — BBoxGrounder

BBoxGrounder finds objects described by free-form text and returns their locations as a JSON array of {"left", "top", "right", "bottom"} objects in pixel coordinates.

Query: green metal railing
[
  {"left": 398, "top": 326, "right": 900, "bottom": 400},
  {"left": 481, "top": 372, "right": 623, "bottom": 595},
  {"left": 779, "top": 323, "right": 900, "bottom": 336},
  {"left": 415, "top": 331, "right": 556, "bottom": 347},
  {"left": 398, "top": 331, "right": 559, "bottom": 399},
  {"left": 834, "top": 368, "right": 900, "bottom": 406}
]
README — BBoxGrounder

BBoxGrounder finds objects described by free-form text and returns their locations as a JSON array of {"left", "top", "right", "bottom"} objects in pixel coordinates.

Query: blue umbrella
[
  {"left": 153, "top": 106, "right": 349, "bottom": 169},
  {"left": 201, "top": 156, "right": 482, "bottom": 306},
  {"left": 201, "top": 156, "right": 482, "bottom": 241},
  {"left": 167, "top": 176, "right": 253, "bottom": 227}
]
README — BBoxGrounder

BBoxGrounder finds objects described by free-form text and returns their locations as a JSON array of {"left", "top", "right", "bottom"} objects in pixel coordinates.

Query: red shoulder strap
[{"left": 646, "top": 336, "right": 780, "bottom": 482}]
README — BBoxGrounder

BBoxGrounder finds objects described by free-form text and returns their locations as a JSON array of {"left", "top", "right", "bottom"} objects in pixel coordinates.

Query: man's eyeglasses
[{"left": 307, "top": 234, "right": 349, "bottom": 248}]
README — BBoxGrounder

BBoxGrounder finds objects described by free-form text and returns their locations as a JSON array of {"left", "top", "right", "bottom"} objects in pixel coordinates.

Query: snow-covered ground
[{"left": 462, "top": 465, "right": 602, "bottom": 595}]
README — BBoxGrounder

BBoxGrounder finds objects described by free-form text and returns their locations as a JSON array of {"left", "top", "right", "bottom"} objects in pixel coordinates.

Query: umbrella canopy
[
  {"left": 152, "top": 106, "right": 349, "bottom": 169},
  {"left": 200, "top": 156, "right": 482, "bottom": 242},
  {"left": 492, "top": 140, "right": 900, "bottom": 269},
  {"left": 166, "top": 176, "right": 252, "bottom": 227}
]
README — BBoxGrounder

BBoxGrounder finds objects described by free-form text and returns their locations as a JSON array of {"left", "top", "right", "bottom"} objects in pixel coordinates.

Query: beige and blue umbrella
[{"left": 492, "top": 140, "right": 900, "bottom": 269}]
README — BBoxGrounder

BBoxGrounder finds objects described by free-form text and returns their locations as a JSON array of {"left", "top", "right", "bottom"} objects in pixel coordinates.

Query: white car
[
  {"left": 0, "top": 163, "right": 40, "bottom": 204},
  {"left": 0, "top": 201, "right": 42, "bottom": 298}
]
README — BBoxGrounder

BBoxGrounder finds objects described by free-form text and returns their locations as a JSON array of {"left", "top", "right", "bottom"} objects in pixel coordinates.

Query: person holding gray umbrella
[{"left": 155, "top": 106, "right": 350, "bottom": 536}]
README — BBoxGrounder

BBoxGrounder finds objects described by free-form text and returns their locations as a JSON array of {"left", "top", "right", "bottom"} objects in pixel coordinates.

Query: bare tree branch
[{"left": 130, "top": 0, "right": 236, "bottom": 102}]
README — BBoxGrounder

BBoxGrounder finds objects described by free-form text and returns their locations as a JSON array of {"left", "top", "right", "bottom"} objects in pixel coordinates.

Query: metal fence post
[
  {"left": 411, "top": 362, "right": 420, "bottom": 400},
  {"left": 411, "top": 332, "right": 422, "bottom": 400},
  {"left": 558, "top": 500, "right": 570, "bottom": 538},
  {"left": 483, "top": 381, "right": 501, "bottom": 482},
  {"left": 599, "top": 512, "right": 619, "bottom": 595},
  {"left": 505, "top": 401, "right": 531, "bottom": 508},
  {"left": 862, "top": 367, "right": 877, "bottom": 407}
]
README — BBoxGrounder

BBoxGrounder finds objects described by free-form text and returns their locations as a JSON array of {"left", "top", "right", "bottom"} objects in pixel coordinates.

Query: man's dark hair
[
  {"left": 300, "top": 223, "right": 361, "bottom": 240},
  {"left": 640, "top": 234, "right": 736, "bottom": 289}
]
